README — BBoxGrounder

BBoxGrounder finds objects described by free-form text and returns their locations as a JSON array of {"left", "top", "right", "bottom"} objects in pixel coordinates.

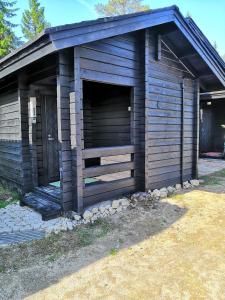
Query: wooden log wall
[
  {"left": 145, "top": 29, "right": 198, "bottom": 190},
  {"left": 0, "top": 88, "right": 23, "bottom": 190}
]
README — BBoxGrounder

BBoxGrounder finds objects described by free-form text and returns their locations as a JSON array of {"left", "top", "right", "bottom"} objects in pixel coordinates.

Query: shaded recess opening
[{"left": 82, "top": 81, "right": 133, "bottom": 186}]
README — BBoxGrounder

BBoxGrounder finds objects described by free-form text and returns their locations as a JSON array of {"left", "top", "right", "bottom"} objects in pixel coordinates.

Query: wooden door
[
  {"left": 42, "top": 95, "right": 59, "bottom": 184},
  {"left": 200, "top": 108, "right": 214, "bottom": 153}
]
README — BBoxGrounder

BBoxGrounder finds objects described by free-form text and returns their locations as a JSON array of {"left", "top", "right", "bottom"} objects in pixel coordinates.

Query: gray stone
[
  {"left": 83, "top": 210, "right": 93, "bottom": 220},
  {"left": 190, "top": 179, "right": 200, "bottom": 187},
  {"left": 167, "top": 186, "right": 175, "bottom": 195},
  {"left": 120, "top": 198, "right": 130, "bottom": 207},
  {"left": 151, "top": 189, "right": 161, "bottom": 199},
  {"left": 175, "top": 184, "right": 182, "bottom": 191},
  {"left": 112, "top": 200, "right": 120, "bottom": 209},
  {"left": 159, "top": 188, "right": 168, "bottom": 198},
  {"left": 92, "top": 207, "right": 99, "bottom": 214},
  {"left": 117, "top": 206, "right": 123, "bottom": 213},
  {"left": 183, "top": 181, "right": 191, "bottom": 189},
  {"left": 74, "top": 214, "right": 81, "bottom": 221}
]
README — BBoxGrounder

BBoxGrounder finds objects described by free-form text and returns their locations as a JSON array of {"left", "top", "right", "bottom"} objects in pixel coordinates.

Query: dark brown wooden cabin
[
  {"left": 200, "top": 90, "right": 225, "bottom": 158},
  {"left": 0, "top": 6, "right": 225, "bottom": 219}
]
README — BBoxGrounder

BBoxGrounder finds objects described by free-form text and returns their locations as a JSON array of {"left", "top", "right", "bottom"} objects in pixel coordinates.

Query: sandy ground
[{"left": 1, "top": 170, "right": 225, "bottom": 299}]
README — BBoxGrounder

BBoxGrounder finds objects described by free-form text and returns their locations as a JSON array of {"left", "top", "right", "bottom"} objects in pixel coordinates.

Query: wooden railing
[
  {"left": 83, "top": 145, "right": 135, "bottom": 159},
  {"left": 82, "top": 145, "right": 135, "bottom": 206}
]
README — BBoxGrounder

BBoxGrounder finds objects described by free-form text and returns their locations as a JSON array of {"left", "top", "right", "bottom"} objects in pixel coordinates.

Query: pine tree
[
  {"left": 21, "top": 0, "right": 50, "bottom": 41},
  {"left": 0, "top": 0, "right": 20, "bottom": 58},
  {"left": 95, "top": 0, "right": 150, "bottom": 17}
]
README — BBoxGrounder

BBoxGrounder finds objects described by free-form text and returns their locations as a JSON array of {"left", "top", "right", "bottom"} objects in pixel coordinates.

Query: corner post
[
  {"left": 70, "top": 47, "right": 83, "bottom": 213},
  {"left": 18, "top": 74, "right": 33, "bottom": 194},
  {"left": 57, "top": 50, "right": 74, "bottom": 211},
  {"left": 194, "top": 79, "right": 200, "bottom": 179}
]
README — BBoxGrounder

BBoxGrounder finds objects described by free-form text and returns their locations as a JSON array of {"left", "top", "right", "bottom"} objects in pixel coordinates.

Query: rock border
[{"left": 67, "top": 179, "right": 200, "bottom": 225}]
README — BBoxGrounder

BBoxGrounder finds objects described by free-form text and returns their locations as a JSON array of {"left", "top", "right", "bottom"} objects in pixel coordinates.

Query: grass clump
[
  {"left": 0, "top": 266, "right": 5, "bottom": 273},
  {"left": 199, "top": 168, "right": 225, "bottom": 187},
  {"left": 0, "top": 185, "right": 20, "bottom": 209},
  {"left": 200, "top": 175, "right": 221, "bottom": 186},
  {"left": 46, "top": 253, "right": 61, "bottom": 263},
  {"left": 76, "top": 219, "right": 112, "bottom": 247},
  {"left": 110, "top": 248, "right": 118, "bottom": 256}
]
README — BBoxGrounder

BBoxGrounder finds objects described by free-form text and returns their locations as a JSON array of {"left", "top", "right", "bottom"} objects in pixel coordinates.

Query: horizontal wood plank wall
[
  {"left": 0, "top": 88, "right": 23, "bottom": 190},
  {"left": 145, "top": 29, "right": 197, "bottom": 190},
  {"left": 79, "top": 33, "right": 145, "bottom": 206}
]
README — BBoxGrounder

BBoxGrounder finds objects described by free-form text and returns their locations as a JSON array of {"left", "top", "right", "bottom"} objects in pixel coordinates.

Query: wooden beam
[
  {"left": 194, "top": 79, "right": 200, "bottom": 179},
  {"left": 178, "top": 49, "right": 197, "bottom": 59},
  {"left": 180, "top": 80, "right": 184, "bottom": 184},
  {"left": 200, "top": 90, "right": 225, "bottom": 100},
  {"left": 83, "top": 145, "right": 135, "bottom": 159},
  {"left": 156, "top": 34, "right": 161, "bottom": 61},
  {"left": 57, "top": 50, "right": 73, "bottom": 211},
  {"left": 84, "top": 161, "right": 134, "bottom": 178},
  {"left": 84, "top": 177, "right": 135, "bottom": 197},
  {"left": 18, "top": 74, "right": 33, "bottom": 193}
]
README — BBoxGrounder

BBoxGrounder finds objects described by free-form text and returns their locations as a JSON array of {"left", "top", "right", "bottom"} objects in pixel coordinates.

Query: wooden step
[
  {"left": 34, "top": 186, "right": 61, "bottom": 204},
  {"left": 21, "top": 193, "right": 63, "bottom": 221}
]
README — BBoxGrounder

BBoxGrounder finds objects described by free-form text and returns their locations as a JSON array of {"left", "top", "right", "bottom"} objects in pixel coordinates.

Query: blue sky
[{"left": 13, "top": 0, "right": 225, "bottom": 55}]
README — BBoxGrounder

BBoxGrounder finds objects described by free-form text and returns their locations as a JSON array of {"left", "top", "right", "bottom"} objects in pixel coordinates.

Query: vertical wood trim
[
  {"left": 71, "top": 47, "right": 83, "bottom": 213},
  {"left": 130, "top": 87, "right": 135, "bottom": 179},
  {"left": 28, "top": 92, "right": 38, "bottom": 187},
  {"left": 57, "top": 50, "right": 73, "bottom": 210},
  {"left": 18, "top": 76, "right": 33, "bottom": 193},
  {"left": 181, "top": 79, "right": 185, "bottom": 184},
  {"left": 40, "top": 95, "right": 49, "bottom": 185},
  {"left": 145, "top": 29, "right": 150, "bottom": 190},
  {"left": 194, "top": 79, "right": 200, "bottom": 178},
  {"left": 156, "top": 34, "right": 161, "bottom": 61}
]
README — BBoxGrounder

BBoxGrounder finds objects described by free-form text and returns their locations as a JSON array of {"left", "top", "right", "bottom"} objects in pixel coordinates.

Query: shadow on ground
[{"left": 0, "top": 198, "right": 187, "bottom": 300}]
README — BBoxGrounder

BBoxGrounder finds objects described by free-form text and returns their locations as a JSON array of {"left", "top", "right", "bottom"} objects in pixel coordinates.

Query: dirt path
[{"left": 1, "top": 173, "right": 225, "bottom": 299}]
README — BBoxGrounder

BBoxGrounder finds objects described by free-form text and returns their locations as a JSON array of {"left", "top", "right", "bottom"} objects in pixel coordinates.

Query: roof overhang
[
  {"left": 0, "top": 5, "right": 224, "bottom": 87},
  {"left": 201, "top": 90, "right": 225, "bottom": 100}
]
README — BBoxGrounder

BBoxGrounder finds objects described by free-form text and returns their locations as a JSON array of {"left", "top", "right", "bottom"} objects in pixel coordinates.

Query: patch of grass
[
  {"left": 76, "top": 219, "right": 112, "bottom": 247},
  {"left": 213, "top": 168, "right": 225, "bottom": 178},
  {"left": 91, "top": 218, "right": 112, "bottom": 238},
  {"left": 76, "top": 227, "right": 93, "bottom": 247},
  {"left": 199, "top": 168, "right": 225, "bottom": 187},
  {"left": 110, "top": 248, "right": 118, "bottom": 256},
  {"left": 0, "top": 266, "right": 6, "bottom": 273},
  {"left": 200, "top": 175, "right": 222, "bottom": 186},
  {"left": 118, "top": 238, "right": 124, "bottom": 245},
  {"left": 46, "top": 253, "right": 60, "bottom": 263},
  {"left": 0, "top": 185, "right": 20, "bottom": 209}
]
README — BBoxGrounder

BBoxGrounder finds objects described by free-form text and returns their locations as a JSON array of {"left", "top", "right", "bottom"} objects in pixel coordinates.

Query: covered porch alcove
[
  {"left": 81, "top": 80, "right": 136, "bottom": 207},
  {"left": 200, "top": 90, "right": 225, "bottom": 159}
]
